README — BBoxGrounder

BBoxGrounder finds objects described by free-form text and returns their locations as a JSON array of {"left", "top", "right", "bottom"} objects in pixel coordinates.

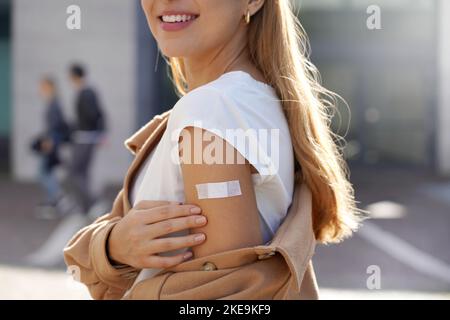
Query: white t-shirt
[{"left": 128, "top": 70, "right": 294, "bottom": 285}]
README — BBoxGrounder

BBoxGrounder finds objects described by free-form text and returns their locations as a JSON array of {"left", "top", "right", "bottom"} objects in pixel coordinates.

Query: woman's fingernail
[
  {"left": 195, "top": 216, "right": 207, "bottom": 225},
  {"left": 194, "top": 234, "right": 206, "bottom": 242},
  {"left": 190, "top": 207, "right": 201, "bottom": 214},
  {"left": 183, "top": 251, "right": 193, "bottom": 259}
]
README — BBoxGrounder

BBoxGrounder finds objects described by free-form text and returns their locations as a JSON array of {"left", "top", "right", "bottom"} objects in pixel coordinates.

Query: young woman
[{"left": 64, "top": 0, "right": 360, "bottom": 299}]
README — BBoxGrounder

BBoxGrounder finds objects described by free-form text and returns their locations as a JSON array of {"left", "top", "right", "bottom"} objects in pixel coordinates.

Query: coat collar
[
  {"left": 124, "top": 110, "right": 172, "bottom": 155},
  {"left": 122, "top": 110, "right": 316, "bottom": 292},
  {"left": 122, "top": 110, "right": 172, "bottom": 212}
]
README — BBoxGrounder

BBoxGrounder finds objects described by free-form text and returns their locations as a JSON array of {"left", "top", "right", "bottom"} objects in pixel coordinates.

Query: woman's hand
[{"left": 107, "top": 200, "right": 207, "bottom": 269}]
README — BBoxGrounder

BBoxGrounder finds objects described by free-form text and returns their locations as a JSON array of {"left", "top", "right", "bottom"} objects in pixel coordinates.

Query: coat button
[
  {"left": 258, "top": 251, "right": 276, "bottom": 260},
  {"left": 201, "top": 261, "right": 218, "bottom": 271}
]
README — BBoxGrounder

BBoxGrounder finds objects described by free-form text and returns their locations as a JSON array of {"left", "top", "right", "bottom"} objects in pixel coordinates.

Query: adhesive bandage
[{"left": 195, "top": 180, "right": 242, "bottom": 200}]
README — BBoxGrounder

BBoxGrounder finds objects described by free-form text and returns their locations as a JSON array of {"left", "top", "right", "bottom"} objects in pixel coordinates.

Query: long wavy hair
[{"left": 164, "top": 0, "right": 361, "bottom": 244}]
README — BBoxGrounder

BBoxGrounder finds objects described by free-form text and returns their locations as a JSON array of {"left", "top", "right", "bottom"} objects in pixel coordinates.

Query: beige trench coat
[{"left": 63, "top": 110, "right": 319, "bottom": 300}]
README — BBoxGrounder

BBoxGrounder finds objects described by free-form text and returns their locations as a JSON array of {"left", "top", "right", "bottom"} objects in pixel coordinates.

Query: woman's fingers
[
  {"left": 116, "top": 201, "right": 207, "bottom": 269},
  {"left": 134, "top": 200, "right": 175, "bottom": 210},
  {"left": 148, "top": 233, "right": 206, "bottom": 255},
  {"left": 135, "top": 203, "right": 203, "bottom": 225},
  {"left": 145, "top": 215, "right": 207, "bottom": 239},
  {"left": 141, "top": 251, "right": 194, "bottom": 269}
]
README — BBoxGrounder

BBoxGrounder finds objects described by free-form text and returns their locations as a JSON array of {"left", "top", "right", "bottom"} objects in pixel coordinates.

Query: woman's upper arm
[{"left": 179, "top": 126, "right": 263, "bottom": 258}]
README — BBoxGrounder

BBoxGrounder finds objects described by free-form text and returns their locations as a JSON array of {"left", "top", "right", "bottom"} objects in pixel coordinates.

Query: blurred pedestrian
[
  {"left": 67, "top": 63, "right": 106, "bottom": 215},
  {"left": 31, "top": 76, "right": 70, "bottom": 215}
]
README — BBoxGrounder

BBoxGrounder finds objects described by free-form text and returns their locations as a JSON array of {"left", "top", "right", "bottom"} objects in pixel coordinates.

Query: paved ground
[
  {"left": 314, "top": 166, "right": 450, "bottom": 294},
  {"left": 0, "top": 165, "right": 449, "bottom": 300}
]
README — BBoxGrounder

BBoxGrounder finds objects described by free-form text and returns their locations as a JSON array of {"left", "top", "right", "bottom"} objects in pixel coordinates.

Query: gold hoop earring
[{"left": 245, "top": 10, "right": 251, "bottom": 24}]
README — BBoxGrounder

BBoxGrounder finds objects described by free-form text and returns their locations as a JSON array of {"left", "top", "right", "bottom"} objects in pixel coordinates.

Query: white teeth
[{"left": 161, "top": 14, "right": 196, "bottom": 23}]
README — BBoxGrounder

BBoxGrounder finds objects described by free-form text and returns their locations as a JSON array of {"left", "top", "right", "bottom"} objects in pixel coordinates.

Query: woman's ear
[{"left": 247, "top": 0, "right": 265, "bottom": 16}]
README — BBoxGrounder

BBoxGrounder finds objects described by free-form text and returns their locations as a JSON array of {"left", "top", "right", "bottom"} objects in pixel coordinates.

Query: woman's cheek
[
  {"left": 200, "top": 20, "right": 235, "bottom": 50},
  {"left": 148, "top": 20, "right": 159, "bottom": 40}
]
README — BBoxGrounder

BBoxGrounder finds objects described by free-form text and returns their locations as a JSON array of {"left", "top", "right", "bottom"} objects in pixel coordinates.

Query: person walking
[
  {"left": 32, "top": 76, "right": 69, "bottom": 216},
  {"left": 67, "top": 64, "right": 106, "bottom": 215}
]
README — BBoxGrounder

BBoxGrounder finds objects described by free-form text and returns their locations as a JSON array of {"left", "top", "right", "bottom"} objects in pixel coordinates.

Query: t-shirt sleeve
[{"left": 167, "top": 86, "right": 279, "bottom": 185}]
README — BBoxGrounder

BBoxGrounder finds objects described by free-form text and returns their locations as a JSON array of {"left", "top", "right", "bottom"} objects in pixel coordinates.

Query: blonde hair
[{"left": 166, "top": 0, "right": 361, "bottom": 244}]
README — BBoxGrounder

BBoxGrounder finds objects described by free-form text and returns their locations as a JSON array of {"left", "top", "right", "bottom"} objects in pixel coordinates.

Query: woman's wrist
[{"left": 106, "top": 224, "right": 128, "bottom": 268}]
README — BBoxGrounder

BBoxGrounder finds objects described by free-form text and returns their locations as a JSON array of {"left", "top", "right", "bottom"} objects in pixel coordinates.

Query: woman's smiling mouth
[{"left": 158, "top": 12, "right": 199, "bottom": 32}]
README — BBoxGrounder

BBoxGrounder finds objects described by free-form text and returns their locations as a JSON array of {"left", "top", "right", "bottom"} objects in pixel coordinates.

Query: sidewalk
[
  {"left": 314, "top": 165, "right": 450, "bottom": 294},
  {"left": 1, "top": 265, "right": 449, "bottom": 300}
]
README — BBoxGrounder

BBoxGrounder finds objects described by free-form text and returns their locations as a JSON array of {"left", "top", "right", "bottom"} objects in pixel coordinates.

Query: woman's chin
[{"left": 158, "top": 45, "right": 197, "bottom": 59}]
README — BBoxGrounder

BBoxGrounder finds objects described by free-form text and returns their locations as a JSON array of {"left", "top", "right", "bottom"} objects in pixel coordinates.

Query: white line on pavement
[{"left": 358, "top": 221, "right": 450, "bottom": 284}]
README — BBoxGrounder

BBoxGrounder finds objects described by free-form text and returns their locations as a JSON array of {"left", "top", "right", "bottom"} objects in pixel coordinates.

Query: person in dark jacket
[
  {"left": 35, "top": 77, "right": 69, "bottom": 208},
  {"left": 68, "top": 64, "right": 106, "bottom": 215}
]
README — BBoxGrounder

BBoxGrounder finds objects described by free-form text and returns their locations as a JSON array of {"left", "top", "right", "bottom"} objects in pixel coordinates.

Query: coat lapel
[{"left": 122, "top": 110, "right": 172, "bottom": 212}]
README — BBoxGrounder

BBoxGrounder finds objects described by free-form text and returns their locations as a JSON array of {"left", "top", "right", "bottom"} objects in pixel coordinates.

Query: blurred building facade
[
  {"left": 8, "top": 0, "right": 176, "bottom": 190},
  {"left": 1, "top": 0, "right": 449, "bottom": 189},
  {"left": 298, "top": 0, "right": 449, "bottom": 175},
  {"left": 437, "top": 1, "right": 450, "bottom": 175},
  {"left": 0, "top": 0, "right": 10, "bottom": 173}
]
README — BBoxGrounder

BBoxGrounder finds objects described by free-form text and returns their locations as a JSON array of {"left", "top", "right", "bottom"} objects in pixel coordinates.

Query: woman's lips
[{"left": 158, "top": 13, "right": 199, "bottom": 32}]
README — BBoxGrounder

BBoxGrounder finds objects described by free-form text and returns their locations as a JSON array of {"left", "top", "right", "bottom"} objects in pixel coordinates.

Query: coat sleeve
[{"left": 63, "top": 189, "right": 139, "bottom": 300}]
